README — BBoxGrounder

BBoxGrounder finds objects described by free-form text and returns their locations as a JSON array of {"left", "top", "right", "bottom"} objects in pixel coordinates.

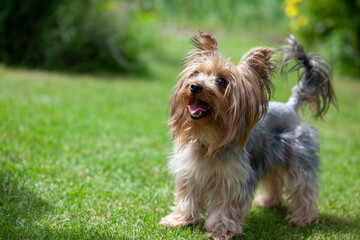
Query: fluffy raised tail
[{"left": 279, "top": 35, "right": 337, "bottom": 118}]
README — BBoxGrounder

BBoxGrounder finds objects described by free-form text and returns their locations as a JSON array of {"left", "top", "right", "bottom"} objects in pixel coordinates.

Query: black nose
[{"left": 190, "top": 83, "right": 203, "bottom": 94}]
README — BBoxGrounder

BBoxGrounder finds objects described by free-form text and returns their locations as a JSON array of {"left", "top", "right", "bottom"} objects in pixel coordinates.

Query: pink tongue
[{"left": 187, "top": 99, "right": 208, "bottom": 115}]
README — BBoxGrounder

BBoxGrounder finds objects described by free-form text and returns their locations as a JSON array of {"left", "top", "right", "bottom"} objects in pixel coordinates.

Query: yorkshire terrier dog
[{"left": 160, "top": 32, "right": 337, "bottom": 240}]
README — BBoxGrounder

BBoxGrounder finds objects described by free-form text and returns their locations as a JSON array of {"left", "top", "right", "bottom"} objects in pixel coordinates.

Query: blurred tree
[
  {"left": 0, "top": 0, "right": 61, "bottom": 66},
  {"left": 45, "top": 0, "right": 156, "bottom": 73},
  {"left": 0, "top": 0, "right": 155, "bottom": 73}
]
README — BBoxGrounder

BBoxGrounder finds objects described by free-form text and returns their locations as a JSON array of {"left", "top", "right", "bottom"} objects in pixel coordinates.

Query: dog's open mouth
[{"left": 187, "top": 98, "right": 209, "bottom": 120}]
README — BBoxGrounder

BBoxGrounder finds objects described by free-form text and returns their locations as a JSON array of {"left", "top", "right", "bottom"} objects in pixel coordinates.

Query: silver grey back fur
[{"left": 244, "top": 35, "right": 337, "bottom": 186}]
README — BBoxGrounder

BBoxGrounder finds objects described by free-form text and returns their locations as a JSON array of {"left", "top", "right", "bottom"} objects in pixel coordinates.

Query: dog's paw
[
  {"left": 254, "top": 195, "right": 284, "bottom": 208},
  {"left": 160, "top": 211, "right": 196, "bottom": 228},
  {"left": 206, "top": 231, "right": 234, "bottom": 240},
  {"left": 205, "top": 222, "right": 242, "bottom": 240},
  {"left": 206, "top": 227, "right": 242, "bottom": 240}
]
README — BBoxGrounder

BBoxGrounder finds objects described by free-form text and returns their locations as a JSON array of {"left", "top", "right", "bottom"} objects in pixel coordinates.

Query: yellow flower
[{"left": 285, "top": 5, "right": 299, "bottom": 17}]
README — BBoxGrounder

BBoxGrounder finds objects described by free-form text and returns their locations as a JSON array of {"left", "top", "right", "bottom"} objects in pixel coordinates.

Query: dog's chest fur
[{"left": 169, "top": 143, "right": 252, "bottom": 199}]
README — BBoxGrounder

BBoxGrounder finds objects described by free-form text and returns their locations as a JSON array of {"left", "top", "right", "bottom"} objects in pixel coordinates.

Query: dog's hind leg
[
  {"left": 284, "top": 162, "right": 319, "bottom": 227},
  {"left": 255, "top": 167, "right": 285, "bottom": 208},
  {"left": 281, "top": 124, "right": 320, "bottom": 227}
]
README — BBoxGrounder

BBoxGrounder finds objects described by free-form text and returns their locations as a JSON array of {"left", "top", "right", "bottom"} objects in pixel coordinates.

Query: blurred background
[{"left": 1, "top": 0, "right": 359, "bottom": 76}]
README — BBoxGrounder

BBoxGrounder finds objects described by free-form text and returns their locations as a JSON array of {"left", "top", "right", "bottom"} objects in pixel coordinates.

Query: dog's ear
[
  {"left": 191, "top": 32, "right": 218, "bottom": 51},
  {"left": 239, "top": 47, "right": 276, "bottom": 88},
  {"left": 238, "top": 47, "right": 276, "bottom": 107},
  {"left": 230, "top": 47, "right": 276, "bottom": 149}
]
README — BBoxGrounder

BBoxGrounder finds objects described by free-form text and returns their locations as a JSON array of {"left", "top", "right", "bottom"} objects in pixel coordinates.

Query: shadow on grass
[
  {"left": 180, "top": 207, "right": 359, "bottom": 239},
  {"left": 0, "top": 171, "right": 129, "bottom": 239},
  {"left": 0, "top": 170, "right": 52, "bottom": 238},
  {"left": 237, "top": 207, "right": 359, "bottom": 239}
]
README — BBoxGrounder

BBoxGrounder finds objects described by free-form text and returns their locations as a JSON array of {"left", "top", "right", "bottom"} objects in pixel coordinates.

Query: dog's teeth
[{"left": 190, "top": 110, "right": 205, "bottom": 119}]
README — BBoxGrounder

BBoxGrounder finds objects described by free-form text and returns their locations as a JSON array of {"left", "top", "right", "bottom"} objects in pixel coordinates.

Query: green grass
[{"left": 1, "top": 32, "right": 359, "bottom": 239}]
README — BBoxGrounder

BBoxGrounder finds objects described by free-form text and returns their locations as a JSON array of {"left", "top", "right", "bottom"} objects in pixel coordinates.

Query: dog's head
[{"left": 169, "top": 32, "right": 276, "bottom": 154}]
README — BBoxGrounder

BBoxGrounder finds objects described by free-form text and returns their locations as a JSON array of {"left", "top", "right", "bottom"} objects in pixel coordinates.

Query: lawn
[{"left": 1, "top": 32, "right": 359, "bottom": 239}]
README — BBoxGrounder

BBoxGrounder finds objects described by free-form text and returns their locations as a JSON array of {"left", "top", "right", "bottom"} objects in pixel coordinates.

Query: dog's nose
[{"left": 190, "top": 83, "right": 203, "bottom": 94}]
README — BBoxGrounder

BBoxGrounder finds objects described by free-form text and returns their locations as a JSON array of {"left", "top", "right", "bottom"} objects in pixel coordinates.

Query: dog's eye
[
  {"left": 193, "top": 71, "right": 200, "bottom": 76},
  {"left": 216, "top": 77, "right": 227, "bottom": 87}
]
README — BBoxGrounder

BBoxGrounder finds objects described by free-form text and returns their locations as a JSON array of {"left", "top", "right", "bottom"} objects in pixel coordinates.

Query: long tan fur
[{"left": 169, "top": 33, "right": 275, "bottom": 154}]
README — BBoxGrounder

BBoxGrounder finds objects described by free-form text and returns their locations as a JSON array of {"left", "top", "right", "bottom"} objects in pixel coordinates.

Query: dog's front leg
[
  {"left": 204, "top": 187, "right": 252, "bottom": 240},
  {"left": 160, "top": 176, "right": 203, "bottom": 227}
]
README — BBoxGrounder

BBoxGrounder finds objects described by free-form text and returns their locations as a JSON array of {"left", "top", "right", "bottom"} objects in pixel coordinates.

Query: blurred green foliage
[
  {"left": 0, "top": 0, "right": 61, "bottom": 67},
  {"left": 45, "top": 0, "right": 156, "bottom": 73},
  {"left": 0, "top": 0, "right": 288, "bottom": 73},
  {"left": 0, "top": 0, "right": 156, "bottom": 73},
  {"left": 151, "top": 0, "right": 287, "bottom": 31},
  {"left": 0, "top": 0, "right": 358, "bottom": 75},
  {"left": 295, "top": 0, "right": 360, "bottom": 76}
]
